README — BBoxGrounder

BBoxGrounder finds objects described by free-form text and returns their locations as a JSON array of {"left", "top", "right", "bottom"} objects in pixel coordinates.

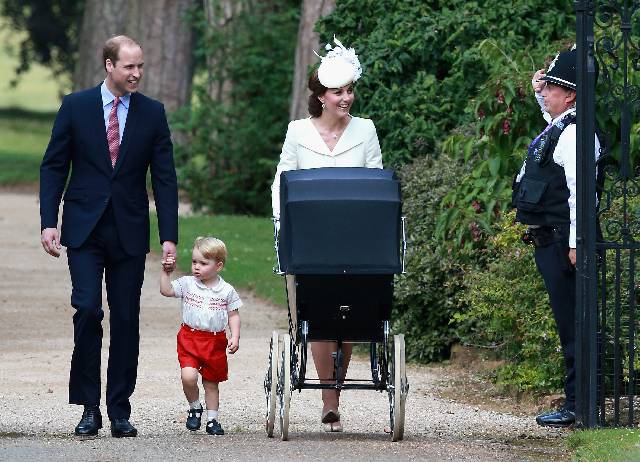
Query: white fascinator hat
[{"left": 315, "top": 36, "right": 362, "bottom": 88}]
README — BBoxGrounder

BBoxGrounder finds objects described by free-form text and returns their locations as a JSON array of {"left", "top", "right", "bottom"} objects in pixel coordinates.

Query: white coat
[{"left": 271, "top": 116, "right": 383, "bottom": 218}]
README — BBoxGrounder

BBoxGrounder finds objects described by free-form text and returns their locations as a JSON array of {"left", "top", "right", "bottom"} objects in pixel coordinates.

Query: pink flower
[{"left": 502, "top": 119, "right": 511, "bottom": 135}]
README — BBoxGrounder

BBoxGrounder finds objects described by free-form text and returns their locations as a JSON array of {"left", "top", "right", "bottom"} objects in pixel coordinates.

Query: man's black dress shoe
[
  {"left": 536, "top": 408, "right": 576, "bottom": 428},
  {"left": 75, "top": 405, "right": 102, "bottom": 436},
  {"left": 110, "top": 418, "right": 138, "bottom": 438}
]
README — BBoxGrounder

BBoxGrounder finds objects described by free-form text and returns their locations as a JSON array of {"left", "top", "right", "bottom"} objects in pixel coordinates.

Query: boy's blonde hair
[{"left": 193, "top": 236, "right": 227, "bottom": 264}]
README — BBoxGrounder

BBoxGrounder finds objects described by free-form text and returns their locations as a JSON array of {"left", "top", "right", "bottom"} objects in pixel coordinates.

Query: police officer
[{"left": 513, "top": 47, "right": 600, "bottom": 428}]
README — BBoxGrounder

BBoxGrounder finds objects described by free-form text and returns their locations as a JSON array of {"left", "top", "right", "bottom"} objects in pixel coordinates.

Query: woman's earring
[{"left": 321, "top": 102, "right": 326, "bottom": 110}]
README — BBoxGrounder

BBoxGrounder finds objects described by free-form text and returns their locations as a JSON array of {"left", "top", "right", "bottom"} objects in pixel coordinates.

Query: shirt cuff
[{"left": 569, "top": 224, "right": 576, "bottom": 248}]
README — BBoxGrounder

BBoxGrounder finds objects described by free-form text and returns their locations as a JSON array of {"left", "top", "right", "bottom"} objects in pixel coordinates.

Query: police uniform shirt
[{"left": 515, "top": 91, "right": 601, "bottom": 248}]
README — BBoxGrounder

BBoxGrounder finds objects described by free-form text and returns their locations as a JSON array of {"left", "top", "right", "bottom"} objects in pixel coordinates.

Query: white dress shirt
[{"left": 100, "top": 81, "right": 130, "bottom": 142}]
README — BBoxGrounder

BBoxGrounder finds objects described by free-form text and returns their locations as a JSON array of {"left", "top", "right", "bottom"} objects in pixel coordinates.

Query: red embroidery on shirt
[
  {"left": 184, "top": 292, "right": 204, "bottom": 309},
  {"left": 208, "top": 298, "right": 227, "bottom": 311}
]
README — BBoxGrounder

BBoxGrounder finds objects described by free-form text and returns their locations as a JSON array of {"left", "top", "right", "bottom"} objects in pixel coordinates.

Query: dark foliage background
[
  {"left": 1, "top": 0, "right": 84, "bottom": 88},
  {"left": 317, "top": 0, "right": 574, "bottom": 168},
  {"left": 172, "top": 0, "right": 300, "bottom": 214}
]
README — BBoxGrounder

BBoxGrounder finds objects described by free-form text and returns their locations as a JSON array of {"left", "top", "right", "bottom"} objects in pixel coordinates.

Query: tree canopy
[{"left": 1, "top": 0, "right": 85, "bottom": 88}]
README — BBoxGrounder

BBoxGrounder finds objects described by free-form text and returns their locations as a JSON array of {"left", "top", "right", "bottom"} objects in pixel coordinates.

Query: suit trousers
[
  {"left": 66, "top": 203, "right": 146, "bottom": 420},
  {"left": 534, "top": 234, "right": 576, "bottom": 412}
]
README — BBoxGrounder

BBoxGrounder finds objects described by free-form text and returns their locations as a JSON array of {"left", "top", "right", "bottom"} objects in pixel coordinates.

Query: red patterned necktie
[{"left": 107, "top": 96, "right": 120, "bottom": 167}]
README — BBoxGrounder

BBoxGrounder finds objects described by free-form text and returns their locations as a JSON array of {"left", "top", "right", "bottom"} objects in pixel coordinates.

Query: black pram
[{"left": 264, "top": 167, "right": 409, "bottom": 441}]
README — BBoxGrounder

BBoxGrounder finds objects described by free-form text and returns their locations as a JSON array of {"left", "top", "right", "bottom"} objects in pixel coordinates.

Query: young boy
[{"left": 160, "top": 236, "right": 242, "bottom": 435}]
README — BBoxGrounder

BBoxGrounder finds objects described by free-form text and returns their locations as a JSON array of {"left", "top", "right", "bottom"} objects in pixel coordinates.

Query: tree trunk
[
  {"left": 72, "top": 0, "right": 196, "bottom": 113},
  {"left": 289, "top": 0, "right": 336, "bottom": 121},
  {"left": 72, "top": 0, "right": 129, "bottom": 93},
  {"left": 127, "top": 0, "right": 196, "bottom": 113},
  {"left": 203, "top": 0, "right": 243, "bottom": 103}
]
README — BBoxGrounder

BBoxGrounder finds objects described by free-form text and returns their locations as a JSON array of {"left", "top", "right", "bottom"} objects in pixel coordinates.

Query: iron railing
[{"left": 576, "top": 0, "right": 640, "bottom": 428}]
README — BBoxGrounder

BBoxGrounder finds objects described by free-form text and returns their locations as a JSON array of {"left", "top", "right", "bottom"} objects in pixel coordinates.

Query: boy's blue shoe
[
  {"left": 206, "top": 419, "right": 224, "bottom": 435},
  {"left": 186, "top": 407, "right": 203, "bottom": 431}
]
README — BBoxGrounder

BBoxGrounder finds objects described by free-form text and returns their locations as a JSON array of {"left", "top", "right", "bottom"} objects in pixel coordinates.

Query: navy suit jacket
[{"left": 40, "top": 85, "right": 179, "bottom": 255}]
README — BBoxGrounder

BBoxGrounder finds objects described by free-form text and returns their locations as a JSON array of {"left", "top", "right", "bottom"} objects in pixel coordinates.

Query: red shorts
[{"left": 177, "top": 324, "right": 228, "bottom": 383}]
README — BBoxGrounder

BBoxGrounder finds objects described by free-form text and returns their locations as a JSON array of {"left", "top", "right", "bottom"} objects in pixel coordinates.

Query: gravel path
[{"left": 0, "top": 192, "right": 569, "bottom": 461}]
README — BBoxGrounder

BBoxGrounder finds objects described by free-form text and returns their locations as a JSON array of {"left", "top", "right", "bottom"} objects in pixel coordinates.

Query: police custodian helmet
[{"left": 540, "top": 47, "right": 576, "bottom": 90}]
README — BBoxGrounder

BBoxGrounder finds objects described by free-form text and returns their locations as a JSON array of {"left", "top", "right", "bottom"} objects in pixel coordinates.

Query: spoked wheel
[
  {"left": 387, "top": 334, "right": 408, "bottom": 442},
  {"left": 278, "top": 333, "right": 292, "bottom": 440},
  {"left": 264, "top": 331, "right": 279, "bottom": 437}
]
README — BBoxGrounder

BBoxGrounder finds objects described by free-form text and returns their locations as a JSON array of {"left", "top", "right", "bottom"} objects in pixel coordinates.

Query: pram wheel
[
  {"left": 388, "top": 334, "right": 408, "bottom": 441},
  {"left": 264, "top": 331, "right": 279, "bottom": 437},
  {"left": 278, "top": 333, "right": 292, "bottom": 440}
]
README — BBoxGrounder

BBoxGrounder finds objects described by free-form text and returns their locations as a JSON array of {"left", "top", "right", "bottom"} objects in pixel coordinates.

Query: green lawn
[
  {"left": 0, "top": 19, "right": 66, "bottom": 112},
  {"left": 150, "top": 213, "right": 285, "bottom": 307},
  {"left": 0, "top": 17, "right": 62, "bottom": 186},
  {"left": 0, "top": 109, "right": 54, "bottom": 185},
  {"left": 568, "top": 428, "right": 640, "bottom": 462}
]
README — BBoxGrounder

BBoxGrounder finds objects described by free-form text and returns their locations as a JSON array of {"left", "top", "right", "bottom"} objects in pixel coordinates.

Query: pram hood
[{"left": 278, "top": 167, "right": 402, "bottom": 275}]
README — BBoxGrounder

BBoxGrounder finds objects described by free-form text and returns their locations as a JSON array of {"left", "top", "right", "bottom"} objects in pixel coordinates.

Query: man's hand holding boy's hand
[
  {"left": 227, "top": 336, "right": 239, "bottom": 354},
  {"left": 162, "top": 255, "right": 176, "bottom": 273}
]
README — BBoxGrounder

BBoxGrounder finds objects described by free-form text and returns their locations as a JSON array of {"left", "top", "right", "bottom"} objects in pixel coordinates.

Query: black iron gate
[{"left": 576, "top": 0, "right": 640, "bottom": 428}]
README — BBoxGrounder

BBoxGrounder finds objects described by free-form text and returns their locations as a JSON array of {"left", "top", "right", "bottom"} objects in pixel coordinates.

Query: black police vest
[{"left": 513, "top": 112, "right": 575, "bottom": 227}]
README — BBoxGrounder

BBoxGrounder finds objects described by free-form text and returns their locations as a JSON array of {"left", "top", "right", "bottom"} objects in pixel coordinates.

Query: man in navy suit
[{"left": 39, "top": 35, "right": 178, "bottom": 438}]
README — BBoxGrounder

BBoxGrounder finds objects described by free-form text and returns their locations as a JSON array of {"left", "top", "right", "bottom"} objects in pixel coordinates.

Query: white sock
[
  {"left": 207, "top": 409, "right": 219, "bottom": 421},
  {"left": 189, "top": 400, "right": 202, "bottom": 410}
]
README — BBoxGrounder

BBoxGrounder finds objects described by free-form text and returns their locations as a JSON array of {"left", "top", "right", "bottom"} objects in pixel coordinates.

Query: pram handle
[
  {"left": 401, "top": 216, "right": 407, "bottom": 275},
  {"left": 272, "top": 217, "right": 284, "bottom": 275}
]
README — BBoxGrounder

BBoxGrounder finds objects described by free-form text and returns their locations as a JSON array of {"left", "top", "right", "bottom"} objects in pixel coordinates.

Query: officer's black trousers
[{"left": 534, "top": 239, "right": 576, "bottom": 412}]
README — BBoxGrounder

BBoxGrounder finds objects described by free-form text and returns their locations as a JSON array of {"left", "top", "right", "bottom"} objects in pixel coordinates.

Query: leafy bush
[
  {"left": 437, "top": 39, "right": 565, "bottom": 248},
  {"left": 456, "top": 210, "right": 564, "bottom": 392},
  {"left": 317, "top": 0, "right": 574, "bottom": 169},
  {"left": 393, "top": 153, "right": 478, "bottom": 362}
]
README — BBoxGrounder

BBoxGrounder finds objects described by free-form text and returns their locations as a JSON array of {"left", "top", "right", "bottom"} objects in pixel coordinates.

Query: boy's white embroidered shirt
[{"left": 171, "top": 275, "right": 242, "bottom": 333}]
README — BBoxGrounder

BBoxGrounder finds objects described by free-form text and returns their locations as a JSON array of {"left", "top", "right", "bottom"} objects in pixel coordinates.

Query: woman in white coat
[{"left": 271, "top": 37, "right": 383, "bottom": 432}]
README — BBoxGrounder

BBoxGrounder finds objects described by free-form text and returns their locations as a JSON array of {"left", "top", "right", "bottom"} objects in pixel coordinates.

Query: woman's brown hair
[{"left": 307, "top": 69, "right": 327, "bottom": 118}]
